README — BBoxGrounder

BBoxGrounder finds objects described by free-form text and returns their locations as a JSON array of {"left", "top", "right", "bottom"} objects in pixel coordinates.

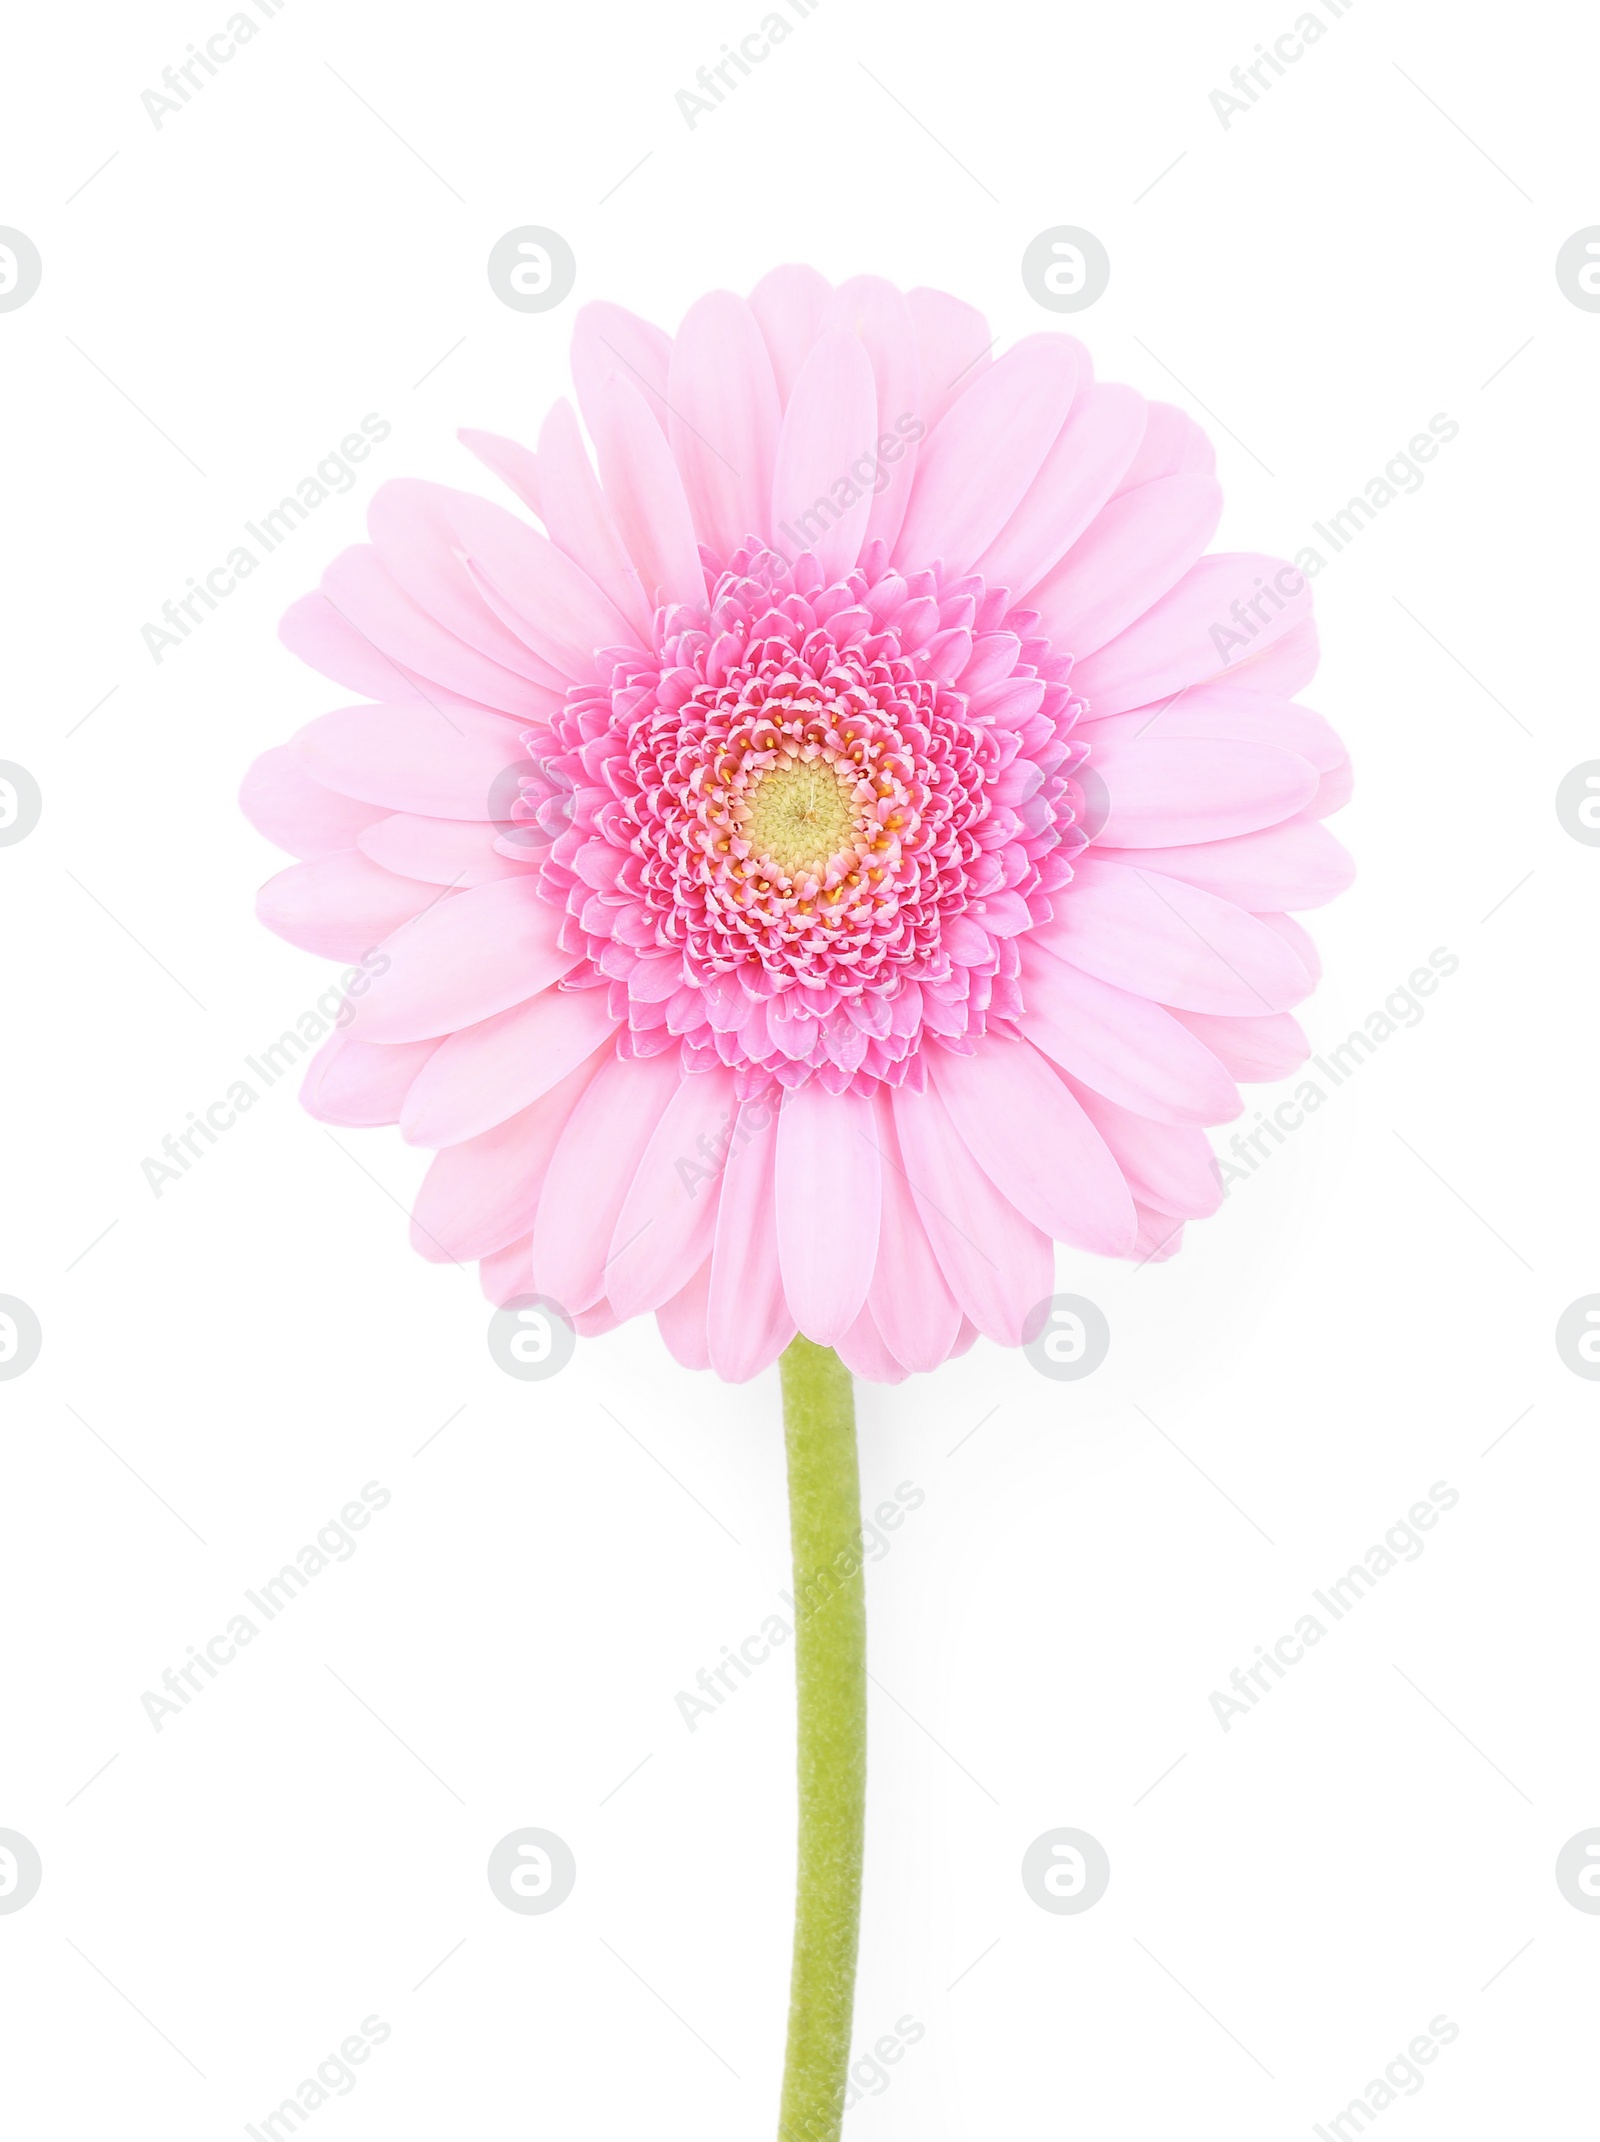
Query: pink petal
[
  {"left": 657, "top": 1257, "right": 713, "bottom": 1371},
  {"left": 1071, "top": 553, "right": 1313, "bottom": 716},
  {"left": 535, "top": 400, "right": 654, "bottom": 641},
  {"left": 866, "top": 1097, "right": 963, "bottom": 1372},
  {"left": 667, "top": 292, "right": 781, "bottom": 562},
  {"left": 410, "top": 1053, "right": 603, "bottom": 1264},
  {"left": 531, "top": 1049, "right": 683, "bottom": 1312},
  {"left": 707, "top": 1096, "right": 795, "bottom": 1382},
  {"left": 400, "top": 985, "right": 621, "bottom": 1145},
  {"left": 1111, "top": 402, "right": 1215, "bottom": 490},
  {"left": 1133, "top": 1208, "right": 1186, "bottom": 1263},
  {"left": 300, "top": 1033, "right": 439, "bottom": 1126},
  {"left": 591, "top": 374, "right": 707, "bottom": 612},
  {"left": 1168, "top": 1009, "right": 1309, "bottom": 1083},
  {"left": 833, "top": 1303, "right": 911, "bottom": 1385},
  {"left": 279, "top": 590, "right": 432, "bottom": 702},
  {"left": 1255, "top": 911, "right": 1321, "bottom": 981},
  {"left": 456, "top": 428, "right": 541, "bottom": 516},
  {"left": 442, "top": 492, "right": 643, "bottom": 680},
  {"left": 571, "top": 300, "right": 674, "bottom": 440},
  {"left": 1092, "top": 819, "right": 1354, "bottom": 911},
  {"left": 1017, "top": 942, "right": 1239, "bottom": 1126},
  {"left": 1062, "top": 1077, "right": 1223, "bottom": 1219},
  {"left": 890, "top": 1079, "right": 1053, "bottom": 1345},
  {"left": 290, "top": 702, "right": 530, "bottom": 820},
  {"left": 241, "top": 745, "right": 383, "bottom": 858},
  {"left": 818, "top": 276, "right": 922, "bottom": 553},
  {"left": 321, "top": 545, "right": 552, "bottom": 717},
  {"left": 1091, "top": 733, "right": 1318, "bottom": 845},
  {"left": 774, "top": 1081, "right": 880, "bottom": 1346},
  {"left": 905, "top": 287, "right": 993, "bottom": 431},
  {"left": 607, "top": 1066, "right": 739, "bottom": 1317},
  {"left": 972, "top": 382, "right": 1145, "bottom": 598},
  {"left": 770, "top": 331, "right": 879, "bottom": 579},
  {"left": 368, "top": 479, "right": 570, "bottom": 686},
  {"left": 930, "top": 1038, "right": 1137, "bottom": 1256},
  {"left": 345, "top": 877, "right": 580, "bottom": 1043},
  {"left": 1037, "top": 858, "right": 1313, "bottom": 1014},
  {"left": 256, "top": 853, "right": 441, "bottom": 959},
  {"left": 748, "top": 264, "right": 832, "bottom": 405},
  {"left": 895, "top": 335, "right": 1081, "bottom": 577},
  {"left": 1029, "top": 473, "right": 1222, "bottom": 656},
  {"left": 357, "top": 813, "right": 534, "bottom": 887}
]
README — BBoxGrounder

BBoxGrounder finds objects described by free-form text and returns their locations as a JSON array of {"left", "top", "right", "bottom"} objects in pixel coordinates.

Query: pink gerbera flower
[{"left": 243, "top": 268, "right": 1352, "bottom": 1384}]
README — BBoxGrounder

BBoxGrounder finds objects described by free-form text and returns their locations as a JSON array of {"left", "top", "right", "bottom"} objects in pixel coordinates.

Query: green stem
[{"left": 777, "top": 1337, "right": 866, "bottom": 2142}]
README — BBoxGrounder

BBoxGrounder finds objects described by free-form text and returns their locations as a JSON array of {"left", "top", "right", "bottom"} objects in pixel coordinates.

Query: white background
[{"left": 2, "top": 0, "right": 1597, "bottom": 2134}]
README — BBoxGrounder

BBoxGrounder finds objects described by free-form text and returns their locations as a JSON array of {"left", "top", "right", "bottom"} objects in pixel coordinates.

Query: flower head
[{"left": 244, "top": 269, "right": 1351, "bottom": 1382}]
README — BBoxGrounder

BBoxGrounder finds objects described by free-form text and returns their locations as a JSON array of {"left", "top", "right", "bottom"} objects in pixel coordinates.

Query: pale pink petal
[
  {"left": 531, "top": 1050, "right": 683, "bottom": 1311},
  {"left": 241, "top": 745, "right": 382, "bottom": 858},
  {"left": 1169, "top": 1009, "right": 1309, "bottom": 1082},
  {"left": 607, "top": 1066, "right": 739, "bottom": 1317},
  {"left": 535, "top": 400, "right": 654, "bottom": 640},
  {"left": 656, "top": 1257, "right": 713, "bottom": 1370},
  {"left": 1035, "top": 858, "right": 1313, "bottom": 1014},
  {"left": 707, "top": 1096, "right": 795, "bottom": 1381},
  {"left": 930, "top": 1038, "right": 1137, "bottom": 1256},
  {"left": 1029, "top": 473, "right": 1222, "bottom": 656},
  {"left": 748, "top": 264, "right": 832, "bottom": 405},
  {"left": 480, "top": 1234, "right": 533, "bottom": 1306},
  {"left": 291, "top": 703, "right": 529, "bottom": 819},
  {"left": 1018, "top": 941, "right": 1240, "bottom": 1126},
  {"left": 591, "top": 374, "right": 707, "bottom": 611},
  {"left": 571, "top": 300, "right": 674, "bottom": 440},
  {"left": 1133, "top": 1208, "right": 1186, "bottom": 1262},
  {"left": 357, "top": 814, "right": 534, "bottom": 887},
  {"left": 1255, "top": 911, "right": 1321, "bottom": 982},
  {"left": 1092, "top": 732, "right": 1318, "bottom": 845},
  {"left": 818, "top": 276, "right": 922, "bottom": 552},
  {"left": 972, "top": 382, "right": 1145, "bottom": 598},
  {"left": 668, "top": 292, "right": 781, "bottom": 561},
  {"left": 1071, "top": 554, "right": 1313, "bottom": 716},
  {"left": 866, "top": 1096, "right": 963, "bottom": 1371},
  {"left": 321, "top": 545, "right": 552, "bottom": 716},
  {"left": 1111, "top": 402, "right": 1215, "bottom": 491},
  {"left": 410, "top": 1053, "right": 603, "bottom": 1264},
  {"left": 890, "top": 1079, "right": 1053, "bottom": 1345},
  {"left": 368, "top": 480, "right": 570, "bottom": 686},
  {"left": 345, "top": 877, "right": 580, "bottom": 1043},
  {"left": 895, "top": 336, "right": 1081, "bottom": 576},
  {"left": 456, "top": 428, "right": 541, "bottom": 516},
  {"left": 1091, "top": 819, "right": 1354, "bottom": 911},
  {"left": 400, "top": 985, "right": 620, "bottom": 1145},
  {"left": 256, "top": 853, "right": 441, "bottom": 959},
  {"left": 300, "top": 1033, "right": 439, "bottom": 1126},
  {"left": 1062, "top": 1076, "right": 1223, "bottom": 1219},
  {"left": 770, "top": 331, "right": 878, "bottom": 579},
  {"left": 833, "top": 1303, "right": 910, "bottom": 1385},
  {"left": 279, "top": 590, "right": 432, "bottom": 703},
  {"left": 905, "top": 287, "right": 993, "bottom": 431},
  {"left": 774, "top": 1081, "right": 880, "bottom": 1345},
  {"left": 439, "top": 490, "right": 644, "bottom": 679}
]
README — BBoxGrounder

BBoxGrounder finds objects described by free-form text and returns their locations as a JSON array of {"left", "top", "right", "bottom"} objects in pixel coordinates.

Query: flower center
[{"left": 740, "top": 755, "right": 861, "bottom": 880}]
